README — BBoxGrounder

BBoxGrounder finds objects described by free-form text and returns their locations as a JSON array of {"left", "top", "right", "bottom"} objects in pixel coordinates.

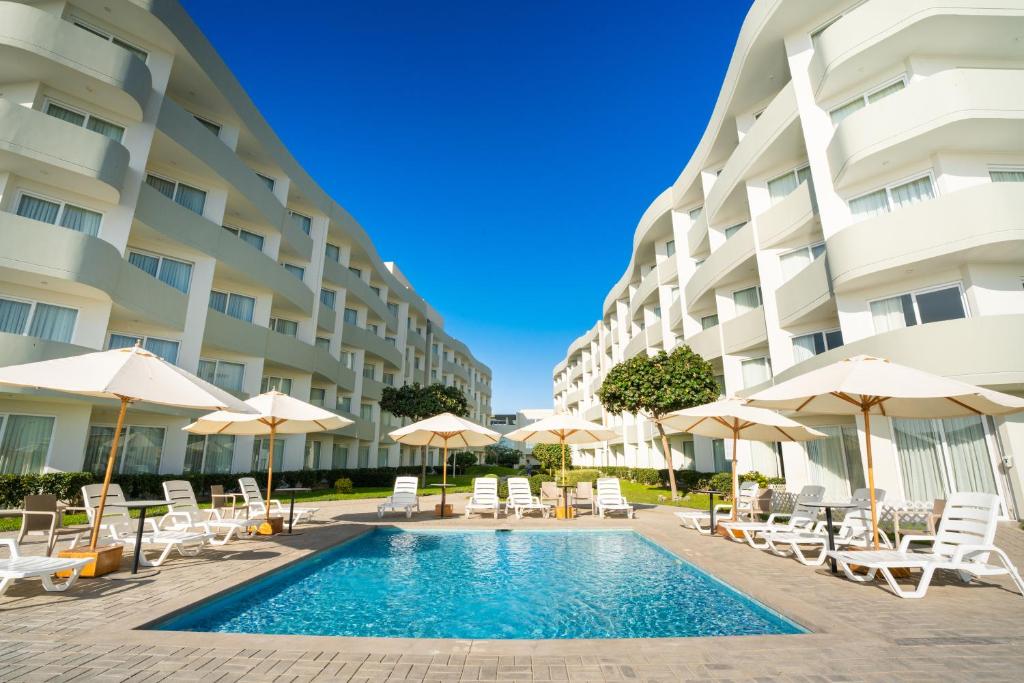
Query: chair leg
[
  {"left": 835, "top": 556, "right": 878, "bottom": 584},
  {"left": 882, "top": 566, "right": 933, "bottom": 599},
  {"left": 0, "top": 576, "right": 14, "bottom": 596},
  {"left": 40, "top": 565, "right": 84, "bottom": 592}
]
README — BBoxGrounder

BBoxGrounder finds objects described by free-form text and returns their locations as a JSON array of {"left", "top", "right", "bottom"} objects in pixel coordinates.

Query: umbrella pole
[
  {"left": 731, "top": 428, "right": 740, "bottom": 522},
  {"left": 265, "top": 423, "right": 276, "bottom": 522},
  {"left": 863, "top": 407, "right": 880, "bottom": 550},
  {"left": 88, "top": 395, "right": 130, "bottom": 550}
]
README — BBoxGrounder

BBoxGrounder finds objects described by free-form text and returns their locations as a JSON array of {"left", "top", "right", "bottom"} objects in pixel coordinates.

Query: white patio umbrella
[
  {"left": 747, "top": 354, "right": 1024, "bottom": 548},
  {"left": 0, "top": 343, "right": 252, "bottom": 549},
  {"left": 504, "top": 413, "right": 619, "bottom": 486},
  {"left": 660, "top": 398, "right": 826, "bottom": 520},
  {"left": 185, "top": 391, "right": 353, "bottom": 521},
  {"left": 387, "top": 412, "right": 500, "bottom": 486}
]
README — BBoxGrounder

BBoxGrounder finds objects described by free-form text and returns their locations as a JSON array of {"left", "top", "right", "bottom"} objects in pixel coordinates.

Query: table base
[
  {"left": 433, "top": 503, "right": 453, "bottom": 517},
  {"left": 555, "top": 506, "right": 575, "bottom": 520},
  {"left": 254, "top": 517, "right": 284, "bottom": 535}
]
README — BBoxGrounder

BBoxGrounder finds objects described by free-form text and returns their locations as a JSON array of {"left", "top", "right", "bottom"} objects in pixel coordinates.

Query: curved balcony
[
  {"left": 769, "top": 315, "right": 1024, "bottom": 393},
  {"left": 756, "top": 181, "right": 818, "bottom": 249},
  {"left": 265, "top": 329, "right": 317, "bottom": 373},
  {"left": 828, "top": 68, "right": 1024, "bottom": 189},
  {"left": 623, "top": 332, "right": 646, "bottom": 359},
  {"left": 686, "top": 211, "right": 709, "bottom": 258},
  {"left": 135, "top": 184, "right": 313, "bottom": 316},
  {"left": 810, "top": 0, "right": 1022, "bottom": 102},
  {"left": 584, "top": 403, "right": 603, "bottom": 421},
  {"left": 569, "top": 362, "right": 584, "bottom": 381},
  {"left": 828, "top": 182, "right": 1024, "bottom": 293},
  {"left": 313, "top": 347, "right": 355, "bottom": 391},
  {"left": 566, "top": 389, "right": 582, "bottom": 407},
  {"left": 0, "top": 332, "right": 93, "bottom": 366},
  {"left": 444, "top": 359, "right": 471, "bottom": 384},
  {"left": 0, "top": 3, "right": 150, "bottom": 120},
  {"left": 406, "top": 327, "right": 426, "bottom": 350},
  {"left": 722, "top": 306, "right": 767, "bottom": 355},
  {"left": 343, "top": 323, "right": 402, "bottom": 368},
  {"left": 0, "top": 100, "right": 129, "bottom": 203},
  {"left": 203, "top": 309, "right": 267, "bottom": 357},
  {"left": 776, "top": 256, "right": 834, "bottom": 329},
  {"left": 346, "top": 273, "right": 395, "bottom": 328},
  {"left": 684, "top": 223, "right": 756, "bottom": 311},
  {"left": 361, "top": 378, "right": 385, "bottom": 402},
  {"left": 157, "top": 99, "right": 285, "bottom": 232},
  {"left": 0, "top": 214, "right": 186, "bottom": 328},
  {"left": 338, "top": 417, "right": 376, "bottom": 442},
  {"left": 317, "top": 304, "right": 337, "bottom": 334},
  {"left": 658, "top": 254, "right": 679, "bottom": 286},
  {"left": 706, "top": 81, "right": 800, "bottom": 223},
  {"left": 685, "top": 325, "right": 723, "bottom": 362},
  {"left": 630, "top": 266, "right": 659, "bottom": 308}
]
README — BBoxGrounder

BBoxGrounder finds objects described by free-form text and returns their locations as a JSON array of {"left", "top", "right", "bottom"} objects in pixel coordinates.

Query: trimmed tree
[
  {"left": 380, "top": 382, "right": 471, "bottom": 484},
  {"left": 597, "top": 346, "right": 719, "bottom": 499},
  {"left": 533, "top": 442, "right": 571, "bottom": 477},
  {"left": 484, "top": 444, "right": 522, "bottom": 468}
]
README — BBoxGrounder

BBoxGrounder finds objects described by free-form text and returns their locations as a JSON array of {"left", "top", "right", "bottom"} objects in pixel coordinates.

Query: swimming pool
[{"left": 156, "top": 529, "right": 804, "bottom": 639}]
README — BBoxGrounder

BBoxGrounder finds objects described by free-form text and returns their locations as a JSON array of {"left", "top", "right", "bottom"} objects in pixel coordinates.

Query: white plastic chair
[
  {"left": 464, "top": 477, "right": 500, "bottom": 518},
  {"left": 0, "top": 538, "right": 90, "bottom": 596},
  {"left": 160, "top": 480, "right": 258, "bottom": 545},
  {"left": 829, "top": 492, "right": 1024, "bottom": 599},
  {"left": 238, "top": 477, "right": 319, "bottom": 524},
  {"left": 596, "top": 478, "right": 633, "bottom": 519},
  {"left": 718, "top": 485, "right": 825, "bottom": 547},
  {"left": 505, "top": 477, "right": 550, "bottom": 519},
  {"left": 675, "top": 481, "right": 758, "bottom": 534},
  {"left": 766, "top": 508, "right": 893, "bottom": 565},
  {"left": 378, "top": 477, "right": 420, "bottom": 518}
]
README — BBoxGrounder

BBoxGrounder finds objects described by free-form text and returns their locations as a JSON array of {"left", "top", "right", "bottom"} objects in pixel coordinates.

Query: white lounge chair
[
  {"left": 829, "top": 492, "right": 1024, "bottom": 599},
  {"left": 596, "top": 478, "right": 634, "bottom": 519},
  {"left": 0, "top": 538, "right": 91, "bottom": 596},
  {"left": 766, "top": 508, "right": 893, "bottom": 565},
  {"left": 718, "top": 485, "right": 825, "bottom": 548},
  {"left": 464, "top": 477, "right": 500, "bottom": 518},
  {"left": 160, "top": 480, "right": 259, "bottom": 545},
  {"left": 505, "top": 477, "right": 551, "bottom": 519},
  {"left": 239, "top": 477, "right": 319, "bottom": 525},
  {"left": 675, "top": 481, "right": 758, "bottom": 534},
  {"left": 378, "top": 477, "right": 420, "bottom": 518},
  {"left": 78, "top": 484, "right": 212, "bottom": 567}
]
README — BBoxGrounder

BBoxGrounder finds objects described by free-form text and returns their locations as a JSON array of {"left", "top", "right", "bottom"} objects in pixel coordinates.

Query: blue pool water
[{"left": 156, "top": 529, "right": 804, "bottom": 639}]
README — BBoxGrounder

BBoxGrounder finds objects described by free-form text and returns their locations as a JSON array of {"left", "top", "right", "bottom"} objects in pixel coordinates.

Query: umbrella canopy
[
  {"left": 503, "top": 413, "right": 619, "bottom": 445},
  {"left": 185, "top": 391, "right": 353, "bottom": 522},
  {"left": 661, "top": 398, "right": 826, "bottom": 520},
  {"left": 387, "top": 412, "right": 501, "bottom": 449},
  {"left": 0, "top": 344, "right": 254, "bottom": 549},
  {"left": 746, "top": 354, "right": 1024, "bottom": 547}
]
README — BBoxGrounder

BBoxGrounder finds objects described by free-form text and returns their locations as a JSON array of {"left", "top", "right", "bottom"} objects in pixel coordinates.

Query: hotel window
[
  {"left": 332, "top": 444, "right": 349, "bottom": 468},
  {"left": 382, "top": 372, "right": 395, "bottom": 387},
  {"left": 670, "top": 286, "right": 680, "bottom": 302},
  {"left": 714, "top": 374, "right": 726, "bottom": 396},
  {"left": 44, "top": 100, "right": 125, "bottom": 142},
  {"left": 712, "top": 439, "right": 728, "bottom": 472},
  {"left": 269, "top": 317, "right": 298, "bottom": 336},
  {"left": 892, "top": 416, "right": 999, "bottom": 503},
  {"left": 320, "top": 288, "right": 336, "bottom": 310},
  {"left": 870, "top": 283, "right": 967, "bottom": 334},
  {"left": 254, "top": 172, "right": 275, "bottom": 191},
  {"left": 304, "top": 440, "right": 322, "bottom": 470},
  {"left": 71, "top": 18, "right": 148, "bottom": 61},
  {"left": 768, "top": 165, "right": 811, "bottom": 204},
  {"left": 282, "top": 262, "right": 304, "bottom": 280},
  {"left": 359, "top": 404, "right": 373, "bottom": 421},
  {"left": 0, "top": 297, "right": 77, "bottom": 344},
  {"left": 309, "top": 387, "right": 326, "bottom": 407},
  {"left": 377, "top": 448, "right": 389, "bottom": 468},
  {"left": 0, "top": 413, "right": 56, "bottom": 475},
  {"left": 343, "top": 308, "right": 358, "bottom": 326},
  {"left": 358, "top": 446, "right": 370, "bottom": 468},
  {"left": 732, "top": 286, "right": 762, "bottom": 314},
  {"left": 368, "top": 323, "right": 380, "bottom": 335},
  {"left": 385, "top": 336, "right": 397, "bottom": 346},
  {"left": 700, "top": 314, "right": 719, "bottom": 330},
  {"left": 108, "top": 333, "right": 178, "bottom": 364},
  {"left": 829, "top": 77, "right": 906, "bottom": 125},
  {"left": 325, "top": 243, "right": 340, "bottom": 263},
  {"left": 193, "top": 115, "right": 221, "bottom": 137},
  {"left": 688, "top": 206, "right": 703, "bottom": 222},
  {"left": 197, "top": 359, "right": 245, "bottom": 392},
  {"left": 387, "top": 302, "right": 399, "bottom": 318},
  {"left": 723, "top": 223, "right": 745, "bottom": 240},
  {"left": 370, "top": 285, "right": 381, "bottom": 298},
  {"left": 145, "top": 174, "right": 206, "bottom": 215},
  {"left": 341, "top": 351, "right": 355, "bottom": 369},
  {"left": 84, "top": 424, "right": 164, "bottom": 475},
  {"left": 337, "top": 395, "right": 352, "bottom": 413},
  {"left": 990, "top": 168, "right": 1024, "bottom": 183},
  {"left": 251, "top": 437, "right": 283, "bottom": 472},
  {"left": 315, "top": 336, "right": 330, "bottom": 350},
  {"left": 791, "top": 329, "right": 844, "bottom": 364},
  {"left": 15, "top": 192, "right": 102, "bottom": 237},
  {"left": 260, "top": 376, "right": 292, "bottom": 395},
  {"left": 849, "top": 173, "right": 935, "bottom": 221},
  {"left": 288, "top": 210, "right": 312, "bottom": 235},
  {"left": 128, "top": 250, "right": 193, "bottom": 294},
  {"left": 209, "top": 290, "right": 255, "bottom": 322},
  {"left": 779, "top": 242, "right": 826, "bottom": 282},
  {"left": 741, "top": 356, "right": 772, "bottom": 389},
  {"left": 363, "top": 364, "right": 376, "bottom": 380},
  {"left": 222, "top": 225, "right": 265, "bottom": 252},
  {"left": 183, "top": 434, "right": 234, "bottom": 474},
  {"left": 665, "top": 240, "right": 676, "bottom": 257},
  {"left": 806, "top": 425, "right": 865, "bottom": 499},
  {"left": 349, "top": 266, "right": 362, "bottom": 278}
]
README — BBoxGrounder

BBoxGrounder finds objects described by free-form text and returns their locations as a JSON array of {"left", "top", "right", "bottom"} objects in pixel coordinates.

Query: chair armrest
[
  {"left": 0, "top": 537, "right": 18, "bottom": 558},
  {"left": 766, "top": 512, "right": 791, "bottom": 524},
  {"left": 949, "top": 543, "right": 997, "bottom": 564},
  {"left": 713, "top": 504, "right": 733, "bottom": 514},
  {"left": 898, "top": 534, "right": 936, "bottom": 553}
]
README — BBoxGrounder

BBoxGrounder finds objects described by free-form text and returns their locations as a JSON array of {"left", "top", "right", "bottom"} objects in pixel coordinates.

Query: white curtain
[
  {"left": 214, "top": 361, "right": 244, "bottom": 391},
  {"left": 332, "top": 444, "right": 348, "bottom": 468},
  {"left": 204, "top": 435, "right": 234, "bottom": 474},
  {"left": 197, "top": 359, "right": 217, "bottom": 384},
  {"left": 174, "top": 185, "right": 206, "bottom": 214},
  {"left": 791, "top": 334, "right": 819, "bottom": 364},
  {"left": 870, "top": 296, "right": 907, "bottom": 333},
  {"left": 768, "top": 172, "right": 797, "bottom": 203},
  {"left": 85, "top": 117, "right": 125, "bottom": 142},
  {"left": 712, "top": 438, "right": 728, "bottom": 472},
  {"left": 128, "top": 252, "right": 159, "bottom": 277},
  {"left": 733, "top": 286, "right": 761, "bottom": 313},
  {"left": 251, "top": 438, "right": 283, "bottom": 471},
  {"left": 780, "top": 248, "right": 811, "bottom": 281},
  {"left": 991, "top": 170, "right": 1024, "bottom": 182},
  {"left": 290, "top": 212, "right": 311, "bottom": 235},
  {"left": 46, "top": 103, "right": 86, "bottom": 125},
  {"left": 183, "top": 434, "right": 206, "bottom": 473},
  {"left": 59, "top": 205, "right": 102, "bottom": 236},
  {"left": 829, "top": 97, "right": 865, "bottom": 125},
  {"left": 145, "top": 175, "right": 175, "bottom": 200},
  {"left": 16, "top": 195, "right": 60, "bottom": 224},
  {"left": 108, "top": 333, "right": 135, "bottom": 350},
  {"left": 84, "top": 426, "right": 117, "bottom": 474},
  {"left": 226, "top": 294, "right": 255, "bottom": 322},
  {"left": 158, "top": 258, "right": 192, "bottom": 293},
  {"left": 867, "top": 80, "right": 905, "bottom": 103},
  {"left": 750, "top": 441, "right": 780, "bottom": 477},
  {"left": 741, "top": 357, "right": 771, "bottom": 388},
  {"left": 209, "top": 291, "right": 228, "bottom": 313},
  {"left": 143, "top": 338, "right": 179, "bottom": 364},
  {"left": 849, "top": 189, "right": 889, "bottom": 220},
  {"left": 320, "top": 289, "right": 336, "bottom": 309},
  {"left": 893, "top": 419, "right": 949, "bottom": 502},
  {"left": 890, "top": 176, "right": 934, "bottom": 210},
  {"left": 0, "top": 415, "right": 55, "bottom": 474},
  {"left": 0, "top": 298, "right": 31, "bottom": 335},
  {"left": 358, "top": 446, "right": 370, "bottom": 468},
  {"left": 944, "top": 417, "right": 997, "bottom": 494},
  {"left": 806, "top": 426, "right": 850, "bottom": 498},
  {"left": 27, "top": 303, "right": 76, "bottom": 343},
  {"left": 239, "top": 230, "right": 265, "bottom": 251},
  {"left": 120, "top": 426, "right": 164, "bottom": 474},
  {"left": 377, "top": 448, "right": 388, "bottom": 468}
]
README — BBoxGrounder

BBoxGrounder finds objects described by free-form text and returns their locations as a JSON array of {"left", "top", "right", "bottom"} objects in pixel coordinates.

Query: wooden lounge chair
[
  {"left": 0, "top": 538, "right": 90, "bottom": 596},
  {"left": 378, "top": 477, "right": 420, "bottom": 518},
  {"left": 464, "top": 477, "right": 500, "bottom": 518},
  {"left": 573, "top": 481, "right": 595, "bottom": 516}
]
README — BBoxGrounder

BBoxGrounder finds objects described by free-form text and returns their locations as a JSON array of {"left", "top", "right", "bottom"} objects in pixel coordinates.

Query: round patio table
[
  {"left": 804, "top": 501, "right": 859, "bottom": 574},
  {"left": 274, "top": 487, "right": 311, "bottom": 534},
  {"left": 429, "top": 483, "right": 455, "bottom": 519},
  {"left": 695, "top": 490, "right": 724, "bottom": 532},
  {"left": 122, "top": 500, "right": 171, "bottom": 575}
]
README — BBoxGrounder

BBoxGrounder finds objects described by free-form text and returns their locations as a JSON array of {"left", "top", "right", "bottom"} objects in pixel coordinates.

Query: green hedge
[
  {"left": 0, "top": 472, "right": 96, "bottom": 508},
  {"left": 578, "top": 466, "right": 783, "bottom": 496}
]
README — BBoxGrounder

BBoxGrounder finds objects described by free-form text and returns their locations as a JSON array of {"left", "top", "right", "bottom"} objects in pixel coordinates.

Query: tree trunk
[{"left": 655, "top": 421, "right": 678, "bottom": 500}]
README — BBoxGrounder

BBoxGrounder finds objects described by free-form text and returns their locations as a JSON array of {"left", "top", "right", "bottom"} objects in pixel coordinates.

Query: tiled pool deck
[{"left": 1, "top": 495, "right": 1023, "bottom": 682}]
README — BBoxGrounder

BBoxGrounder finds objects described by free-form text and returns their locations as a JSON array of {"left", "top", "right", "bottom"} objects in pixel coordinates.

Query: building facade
[
  {"left": 0, "top": 0, "right": 490, "bottom": 476},
  {"left": 489, "top": 409, "right": 553, "bottom": 466},
  {"left": 553, "top": 0, "right": 1024, "bottom": 517}
]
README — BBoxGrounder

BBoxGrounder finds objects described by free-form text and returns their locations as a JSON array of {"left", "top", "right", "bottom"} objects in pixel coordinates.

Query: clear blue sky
[{"left": 181, "top": 0, "right": 753, "bottom": 413}]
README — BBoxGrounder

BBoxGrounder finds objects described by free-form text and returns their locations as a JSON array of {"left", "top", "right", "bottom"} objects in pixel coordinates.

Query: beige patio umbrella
[
  {"left": 185, "top": 391, "right": 352, "bottom": 522},
  {"left": 0, "top": 343, "right": 252, "bottom": 549},
  {"left": 747, "top": 354, "right": 1024, "bottom": 548},
  {"left": 660, "top": 398, "right": 826, "bottom": 520},
  {"left": 504, "top": 413, "right": 619, "bottom": 488}
]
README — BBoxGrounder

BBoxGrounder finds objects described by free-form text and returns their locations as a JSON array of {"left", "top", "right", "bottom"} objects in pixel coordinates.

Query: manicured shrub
[
  {"left": 633, "top": 468, "right": 662, "bottom": 486},
  {"left": 0, "top": 472, "right": 96, "bottom": 508},
  {"left": 528, "top": 473, "right": 554, "bottom": 496},
  {"left": 334, "top": 478, "right": 354, "bottom": 494},
  {"left": 559, "top": 469, "right": 601, "bottom": 486}
]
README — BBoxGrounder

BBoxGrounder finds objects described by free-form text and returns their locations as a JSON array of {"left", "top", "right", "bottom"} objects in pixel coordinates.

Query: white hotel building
[
  {"left": 0, "top": 0, "right": 490, "bottom": 477},
  {"left": 553, "top": 0, "right": 1024, "bottom": 518}
]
